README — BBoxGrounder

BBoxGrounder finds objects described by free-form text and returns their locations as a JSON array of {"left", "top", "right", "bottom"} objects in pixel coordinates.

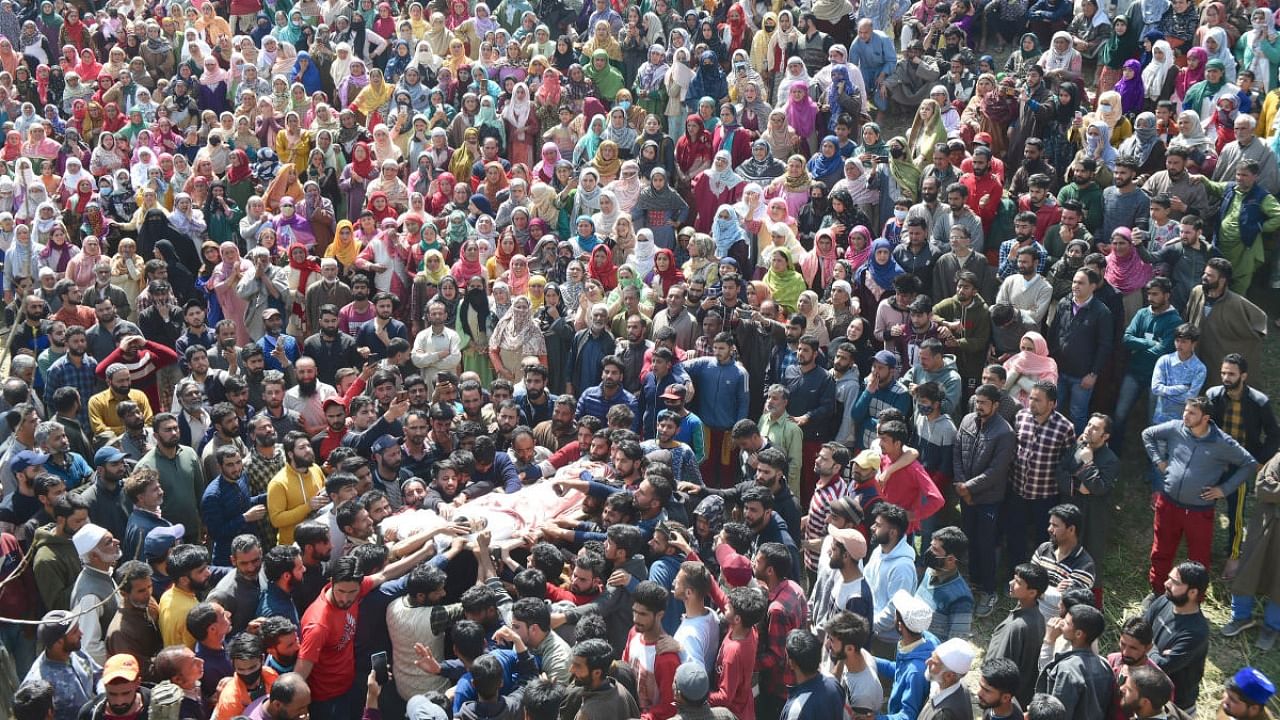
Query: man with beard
[
  {"left": 136, "top": 281, "right": 184, "bottom": 351},
  {"left": 174, "top": 301, "right": 217, "bottom": 369},
  {"left": 554, "top": 523, "right": 650, "bottom": 656},
  {"left": 616, "top": 314, "right": 653, "bottom": 395},
  {"left": 399, "top": 409, "right": 434, "bottom": 480},
  {"left": 84, "top": 300, "right": 140, "bottom": 370},
  {"left": 1028, "top": 503, "right": 1097, "bottom": 625},
  {"left": 918, "top": 638, "right": 977, "bottom": 720},
  {"left": 83, "top": 263, "right": 131, "bottom": 324},
  {"left": 960, "top": 149, "right": 1002, "bottom": 239},
  {"left": 997, "top": 212, "right": 1050, "bottom": 284},
  {"left": 684, "top": 333, "right": 749, "bottom": 488},
  {"left": 295, "top": 545, "right": 437, "bottom": 718},
  {"left": 244, "top": 416, "right": 286, "bottom": 545},
  {"left": 996, "top": 247, "right": 1055, "bottom": 330},
  {"left": 338, "top": 274, "right": 376, "bottom": 337},
  {"left": 1143, "top": 397, "right": 1256, "bottom": 596},
  {"left": 96, "top": 335, "right": 181, "bottom": 419},
  {"left": 907, "top": 176, "right": 948, "bottom": 238},
  {"left": 311, "top": 397, "right": 353, "bottom": 462},
  {"left": 1142, "top": 561, "right": 1211, "bottom": 713},
  {"left": 189, "top": 601, "right": 235, "bottom": 705},
  {"left": 976, "top": 658, "right": 1025, "bottom": 720},
  {"left": 750, "top": 541, "right": 808, "bottom": 720},
  {"left": 181, "top": 345, "right": 233, "bottom": 409},
  {"left": 7, "top": 294, "right": 52, "bottom": 361},
  {"left": 31, "top": 493, "right": 90, "bottom": 613},
  {"left": 304, "top": 305, "right": 363, "bottom": 388},
  {"left": 1142, "top": 147, "right": 1209, "bottom": 222},
  {"left": 1104, "top": 618, "right": 1162, "bottom": 717},
  {"left": 368, "top": 434, "right": 405, "bottom": 509},
  {"left": 73, "top": 447, "right": 130, "bottom": 541},
  {"left": 212, "top": 632, "right": 279, "bottom": 720},
  {"left": 258, "top": 372, "right": 303, "bottom": 439},
  {"left": 355, "top": 291, "right": 409, "bottom": 361},
  {"left": 237, "top": 346, "right": 275, "bottom": 412},
  {"left": 1034, "top": 603, "right": 1113, "bottom": 720},
  {"left": 202, "top": 402, "right": 250, "bottom": 485},
  {"left": 259, "top": 615, "right": 300, "bottom": 674},
  {"left": 1101, "top": 160, "right": 1151, "bottom": 242},
  {"left": 138, "top": 414, "right": 206, "bottom": 543},
  {"left": 172, "top": 380, "right": 211, "bottom": 451},
  {"left": 1117, "top": 665, "right": 1174, "bottom": 720},
  {"left": 931, "top": 184, "right": 985, "bottom": 257},
  {"left": 493, "top": 401, "right": 522, "bottom": 453},
  {"left": 516, "top": 365, "right": 557, "bottom": 428},
  {"left": 105, "top": 561, "right": 162, "bottom": 676},
  {"left": 305, "top": 258, "right": 352, "bottom": 336},
  {"left": 267, "top": 431, "right": 328, "bottom": 546},
  {"left": 411, "top": 301, "right": 461, "bottom": 396},
  {"left": 1009, "top": 139, "right": 1058, "bottom": 198},
  {"left": 121, "top": 468, "right": 172, "bottom": 562},
  {"left": 157, "top": 543, "right": 213, "bottom": 648},
  {"left": 457, "top": 380, "right": 491, "bottom": 429},
  {"left": 258, "top": 545, "right": 306, "bottom": 625},
  {"left": 202, "top": 446, "right": 267, "bottom": 562},
  {"left": 568, "top": 304, "right": 618, "bottom": 398},
  {"left": 533, "top": 395, "right": 577, "bottom": 452},
  {"left": 68, "top": 523, "right": 121, "bottom": 664},
  {"left": 257, "top": 309, "right": 300, "bottom": 375},
  {"left": 563, "top": 638, "right": 642, "bottom": 720},
  {"left": 76, "top": 653, "right": 153, "bottom": 720},
  {"left": 88, "top": 364, "right": 153, "bottom": 438},
  {"left": 44, "top": 326, "right": 101, "bottom": 432},
  {"left": 1186, "top": 258, "right": 1268, "bottom": 389},
  {"left": 576, "top": 356, "right": 639, "bottom": 431}
]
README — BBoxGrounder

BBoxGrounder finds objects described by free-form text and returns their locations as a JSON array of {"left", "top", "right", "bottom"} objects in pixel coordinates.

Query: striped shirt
[{"left": 1031, "top": 541, "right": 1097, "bottom": 620}]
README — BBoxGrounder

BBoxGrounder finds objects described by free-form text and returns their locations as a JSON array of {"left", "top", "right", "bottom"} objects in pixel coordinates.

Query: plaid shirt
[
  {"left": 1219, "top": 395, "right": 1244, "bottom": 444},
  {"left": 758, "top": 579, "right": 809, "bottom": 698},
  {"left": 244, "top": 446, "right": 285, "bottom": 548},
  {"left": 44, "top": 354, "right": 102, "bottom": 428},
  {"left": 1013, "top": 409, "right": 1076, "bottom": 500}
]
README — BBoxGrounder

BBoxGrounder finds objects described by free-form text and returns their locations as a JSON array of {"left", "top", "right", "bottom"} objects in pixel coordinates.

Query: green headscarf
[
  {"left": 763, "top": 247, "right": 807, "bottom": 313},
  {"left": 1181, "top": 58, "right": 1228, "bottom": 115},
  {"left": 583, "top": 49, "right": 624, "bottom": 100},
  {"left": 888, "top": 136, "right": 922, "bottom": 203},
  {"left": 1098, "top": 16, "right": 1139, "bottom": 69}
]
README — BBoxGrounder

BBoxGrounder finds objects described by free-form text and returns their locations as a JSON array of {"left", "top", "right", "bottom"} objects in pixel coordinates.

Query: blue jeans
[
  {"left": 1232, "top": 595, "right": 1280, "bottom": 630},
  {"left": 1058, "top": 374, "right": 1094, "bottom": 434},
  {"left": 1110, "top": 374, "right": 1149, "bottom": 451}
]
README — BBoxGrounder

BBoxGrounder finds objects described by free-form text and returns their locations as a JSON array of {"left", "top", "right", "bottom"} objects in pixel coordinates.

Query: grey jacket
[
  {"left": 1142, "top": 419, "right": 1257, "bottom": 509},
  {"left": 1035, "top": 648, "right": 1114, "bottom": 720},
  {"left": 953, "top": 411, "right": 1016, "bottom": 505}
]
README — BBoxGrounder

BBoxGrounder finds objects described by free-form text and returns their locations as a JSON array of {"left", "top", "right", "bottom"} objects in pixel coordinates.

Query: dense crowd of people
[{"left": 0, "top": 0, "right": 1277, "bottom": 718}]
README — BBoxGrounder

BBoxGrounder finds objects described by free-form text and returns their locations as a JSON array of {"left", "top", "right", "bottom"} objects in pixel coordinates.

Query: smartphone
[
  {"left": 371, "top": 651, "right": 389, "bottom": 685},
  {"left": 395, "top": 390, "right": 410, "bottom": 403}
]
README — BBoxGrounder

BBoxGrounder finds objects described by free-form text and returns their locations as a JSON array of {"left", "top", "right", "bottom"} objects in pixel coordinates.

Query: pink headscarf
[
  {"left": 1003, "top": 331, "right": 1059, "bottom": 405},
  {"left": 1104, "top": 228, "right": 1155, "bottom": 294}
]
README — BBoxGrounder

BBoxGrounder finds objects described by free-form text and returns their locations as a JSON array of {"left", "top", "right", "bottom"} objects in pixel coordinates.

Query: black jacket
[
  {"left": 1207, "top": 384, "right": 1280, "bottom": 463},
  {"left": 1048, "top": 295, "right": 1114, "bottom": 378}
]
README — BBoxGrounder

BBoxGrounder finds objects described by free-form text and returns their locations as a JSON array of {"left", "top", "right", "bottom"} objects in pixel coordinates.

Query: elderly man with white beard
[{"left": 69, "top": 523, "right": 123, "bottom": 664}]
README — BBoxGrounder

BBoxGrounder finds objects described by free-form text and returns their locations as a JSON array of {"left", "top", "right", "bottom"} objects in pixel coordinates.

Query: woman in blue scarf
[
  {"left": 853, "top": 237, "right": 904, "bottom": 306},
  {"left": 384, "top": 40, "right": 413, "bottom": 83},
  {"left": 573, "top": 215, "right": 601, "bottom": 255},
  {"left": 807, "top": 135, "right": 844, "bottom": 187},
  {"left": 711, "top": 203, "right": 747, "bottom": 262},
  {"left": 292, "top": 51, "right": 323, "bottom": 94},
  {"left": 686, "top": 51, "right": 727, "bottom": 114}
]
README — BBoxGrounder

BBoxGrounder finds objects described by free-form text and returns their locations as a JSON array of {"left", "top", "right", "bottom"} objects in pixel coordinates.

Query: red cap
[
  {"left": 715, "top": 544, "right": 753, "bottom": 588},
  {"left": 322, "top": 397, "right": 345, "bottom": 411}
]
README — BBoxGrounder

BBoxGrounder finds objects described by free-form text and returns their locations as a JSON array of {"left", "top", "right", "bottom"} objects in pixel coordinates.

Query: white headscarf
[
  {"left": 1143, "top": 40, "right": 1175, "bottom": 100},
  {"left": 1204, "top": 26, "right": 1238, "bottom": 81}
]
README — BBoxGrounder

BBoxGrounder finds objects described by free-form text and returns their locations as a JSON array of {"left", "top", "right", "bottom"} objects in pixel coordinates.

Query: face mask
[
  {"left": 1254, "top": 20, "right": 1267, "bottom": 31},
  {"left": 618, "top": 100, "right": 631, "bottom": 111},
  {"left": 1100, "top": 103, "right": 1112, "bottom": 114},
  {"left": 922, "top": 552, "right": 947, "bottom": 570},
  {"left": 238, "top": 669, "right": 263, "bottom": 688},
  {"left": 890, "top": 146, "right": 904, "bottom": 159},
  {"left": 893, "top": 209, "right": 907, "bottom": 221}
]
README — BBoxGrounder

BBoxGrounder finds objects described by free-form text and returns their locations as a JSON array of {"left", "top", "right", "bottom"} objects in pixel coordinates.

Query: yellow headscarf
[{"left": 325, "top": 219, "right": 361, "bottom": 267}]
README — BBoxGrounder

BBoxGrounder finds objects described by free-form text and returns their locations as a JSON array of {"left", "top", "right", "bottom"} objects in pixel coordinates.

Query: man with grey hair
[
  {"left": 1215, "top": 114, "right": 1280, "bottom": 192},
  {"left": 567, "top": 303, "right": 617, "bottom": 397},
  {"left": 172, "top": 379, "right": 211, "bottom": 450},
  {"left": 235, "top": 247, "right": 290, "bottom": 343},
  {"left": 68, "top": 523, "right": 121, "bottom": 664},
  {"left": 10, "top": 354, "right": 43, "bottom": 416},
  {"left": 35, "top": 420, "right": 91, "bottom": 491},
  {"left": 82, "top": 261, "right": 130, "bottom": 321}
]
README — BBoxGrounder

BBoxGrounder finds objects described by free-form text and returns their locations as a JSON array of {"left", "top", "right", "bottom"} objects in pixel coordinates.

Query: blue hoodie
[{"left": 875, "top": 631, "right": 940, "bottom": 720}]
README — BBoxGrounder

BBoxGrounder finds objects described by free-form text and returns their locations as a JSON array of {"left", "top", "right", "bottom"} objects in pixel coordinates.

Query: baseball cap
[
  {"left": 142, "top": 524, "right": 186, "bottom": 561},
  {"left": 94, "top": 446, "right": 127, "bottom": 466},
  {"left": 873, "top": 350, "right": 898, "bottom": 368},
  {"left": 36, "top": 610, "right": 75, "bottom": 649},
  {"left": 715, "top": 544, "right": 753, "bottom": 588},
  {"left": 263, "top": 307, "right": 281, "bottom": 319},
  {"left": 660, "top": 385, "right": 687, "bottom": 401},
  {"left": 10, "top": 450, "right": 49, "bottom": 472},
  {"left": 674, "top": 662, "right": 710, "bottom": 703},
  {"left": 322, "top": 397, "right": 345, "bottom": 411},
  {"left": 103, "top": 654, "right": 141, "bottom": 685},
  {"left": 371, "top": 434, "right": 400, "bottom": 454}
]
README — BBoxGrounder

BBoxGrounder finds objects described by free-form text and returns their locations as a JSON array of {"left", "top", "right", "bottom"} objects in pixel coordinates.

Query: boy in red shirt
[{"left": 622, "top": 580, "right": 683, "bottom": 720}]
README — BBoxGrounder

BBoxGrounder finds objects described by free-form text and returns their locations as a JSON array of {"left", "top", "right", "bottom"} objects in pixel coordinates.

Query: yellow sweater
[
  {"left": 158, "top": 585, "right": 198, "bottom": 649},
  {"left": 266, "top": 464, "right": 325, "bottom": 545}
]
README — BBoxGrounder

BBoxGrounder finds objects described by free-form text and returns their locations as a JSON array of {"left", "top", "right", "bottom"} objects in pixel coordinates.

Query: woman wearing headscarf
[
  {"left": 1002, "top": 331, "right": 1059, "bottom": 407},
  {"left": 1082, "top": 89, "right": 1132, "bottom": 148},
  {"left": 806, "top": 135, "right": 845, "bottom": 188},
  {"left": 583, "top": 48, "right": 625, "bottom": 102},
  {"left": 1197, "top": 0, "right": 1241, "bottom": 49},
  {"left": 1118, "top": 112, "right": 1167, "bottom": 175},
  {"left": 601, "top": 107, "right": 639, "bottom": 159},
  {"left": 1027, "top": 81, "right": 1087, "bottom": 185},
  {"left": 1096, "top": 15, "right": 1137, "bottom": 92},
  {"left": 1203, "top": 26, "right": 1239, "bottom": 82},
  {"left": 905, "top": 99, "right": 948, "bottom": 171},
  {"left": 634, "top": 44, "right": 669, "bottom": 120},
  {"left": 488, "top": 300, "right": 547, "bottom": 382},
  {"left": 761, "top": 246, "right": 806, "bottom": 313},
  {"left": 502, "top": 82, "right": 537, "bottom": 167},
  {"left": 685, "top": 51, "right": 727, "bottom": 114},
  {"left": 691, "top": 150, "right": 745, "bottom": 233},
  {"left": 632, "top": 167, "right": 688, "bottom": 250},
  {"left": 207, "top": 241, "right": 255, "bottom": 345},
  {"left": 1113, "top": 59, "right": 1146, "bottom": 116},
  {"left": 1240, "top": 7, "right": 1280, "bottom": 93},
  {"left": 664, "top": 47, "right": 694, "bottom": 139},
  {"left": 1038, "top": 31, "right": 1083, "bottom": 76},
  {"left": 736, "top": 139, "right": 787, "bottom": 186},
  {"left": 534, "top": 282, "right": 574, "bottom": 394},
  {"left": 674, "top": 114, "right": 714, "bottom": 188},
  {"left": 1182, "top": 58, "right": 1239, "bottom": 123},
  {"left": 852, "top": 237, "right": 903, "bottom": 315},
  {"left": 801, "top": 227, "right": 840, "bottom": 294},
  {"left": 712, "top": 103, "right": 752, "bottom": 168},
  {"left": 1003, "top": 33, "right": 1043, "bottom": 78},
  {"left": 1174, "top": 46, "right": 1208, "bottom": 105}
]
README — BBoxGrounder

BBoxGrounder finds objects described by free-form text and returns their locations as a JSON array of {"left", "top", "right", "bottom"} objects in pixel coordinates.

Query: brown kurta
[
  {"left": 1185, "top": 286, "right": 1268, "bottom": 387},
  {"left": 1231, "top": 453, "right": 1280, "bottom": 603}
]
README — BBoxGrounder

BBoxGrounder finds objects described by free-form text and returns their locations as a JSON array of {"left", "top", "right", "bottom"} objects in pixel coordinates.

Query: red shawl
[
  {"left": 675, "top": 115, "right": 714, "bottom": 174},
  {"left": 587, "top": 245, "right": 618, "bottom": 290}
]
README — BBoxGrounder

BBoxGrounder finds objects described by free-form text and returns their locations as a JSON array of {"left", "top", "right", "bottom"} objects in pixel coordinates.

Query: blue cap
[
  {"left": 93, "top": 446, "right": 127, "bottom": 466},
  {"left": 371, "top": 434, "right": 400, "bottom": 454},
  {"left": 10, "top": 450, "right": 49, "bottom": 472},
  {"left": 1231, "top": 667, "right": 1276, "bottom": 706},
  {"left": 873, "top": 350, "right": 898, "bottom": 368},
  {"left": 142, "top": 524, "right": 186, "bottom": 561}
]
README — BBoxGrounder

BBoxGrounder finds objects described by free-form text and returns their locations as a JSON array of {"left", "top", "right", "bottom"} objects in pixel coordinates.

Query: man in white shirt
[
  {"left": 411, "top": 301, "right": 462, "bottom": 397},
  {"left": 673, "top": 560, "right": 720, "bottom": 674}
]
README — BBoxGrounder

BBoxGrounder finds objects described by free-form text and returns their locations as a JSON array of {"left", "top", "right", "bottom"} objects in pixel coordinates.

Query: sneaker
[
  {"left": 975, "top": 592, "right": 999, "bottom": 619},
  {"left": 1222, "top": 618, "right": 1258, "bottom": 638},
  {"left": 1258, "top": 628, "right": 1277, "bottom": 651}
]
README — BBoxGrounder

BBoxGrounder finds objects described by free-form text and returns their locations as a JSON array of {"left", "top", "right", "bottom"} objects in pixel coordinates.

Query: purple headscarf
[{"left": 1113, "top": 59, "right": 1145, "bottom": 115}]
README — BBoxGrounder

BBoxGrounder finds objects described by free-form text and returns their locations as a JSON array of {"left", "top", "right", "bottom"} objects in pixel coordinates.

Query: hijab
[
  {"left": 762, "top": 246, "right": 805, "bottom": 311},
  {"left": 705, "top": 150, "right": 744, "bottom": 194},
  {"left": 857, "top": 237, "right": 904, "bottom": 290},
  {"left": 1143, "top": 40, "right": 1174, "bottom": 101},
  {"left": 1003, "top": 331, "right": 1058, "bottom": 386}
]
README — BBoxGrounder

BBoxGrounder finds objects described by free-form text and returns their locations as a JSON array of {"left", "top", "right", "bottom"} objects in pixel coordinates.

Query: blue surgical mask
[
  {"left": 1100, "top": 103, "right": 1113, "bottom": 115},
  {"left": 894, "top": 209, "right": 907, "bottom": 221},
  {"left": 619, "top": 100, "right": 631, "bottom": 111}
]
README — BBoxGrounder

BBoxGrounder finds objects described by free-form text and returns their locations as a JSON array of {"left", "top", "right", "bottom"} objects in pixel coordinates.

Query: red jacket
[
  {"left": 961, "top": 171, "right": 1003, "bottom": 232},
  {"left": 1017, "top": 194, "right": 1064, "bottom": 241}
]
